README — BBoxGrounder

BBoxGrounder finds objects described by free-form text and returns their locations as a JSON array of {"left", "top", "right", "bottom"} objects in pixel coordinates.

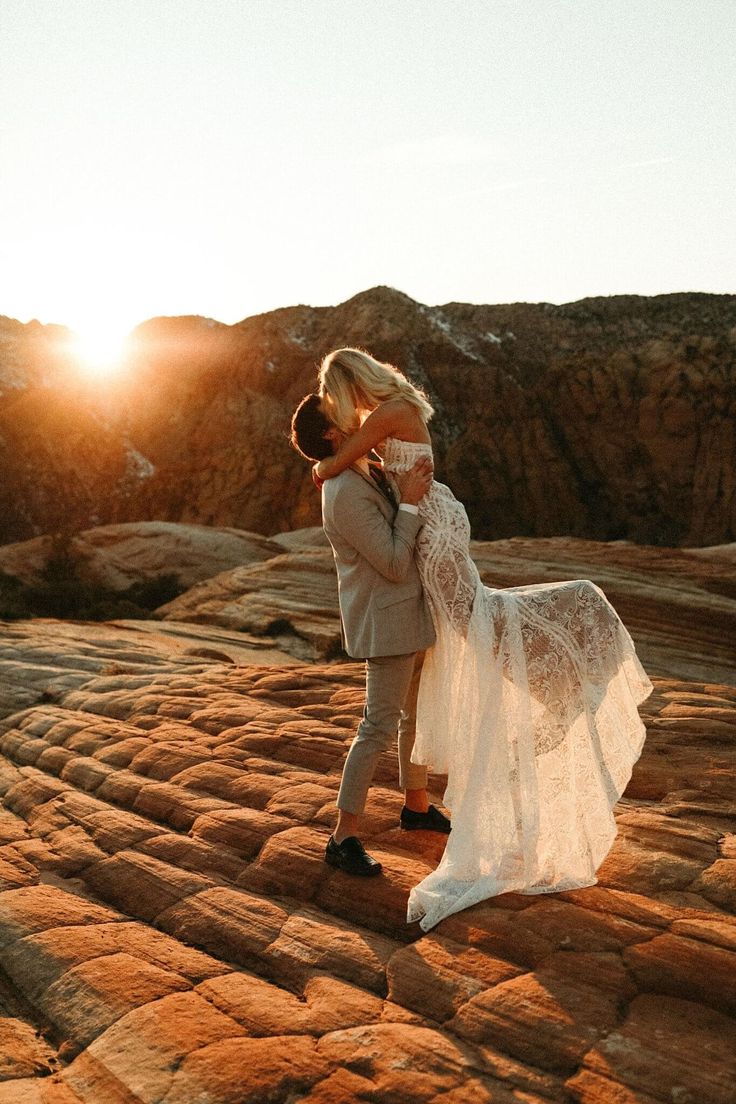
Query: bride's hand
[{"left": 311, "top": 464, "right": 324, "bottom": 490}]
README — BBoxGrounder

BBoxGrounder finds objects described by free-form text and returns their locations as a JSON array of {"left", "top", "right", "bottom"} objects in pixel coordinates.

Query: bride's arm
[{"left": 315, "top": 402, "right": 405, "bottom": 480}]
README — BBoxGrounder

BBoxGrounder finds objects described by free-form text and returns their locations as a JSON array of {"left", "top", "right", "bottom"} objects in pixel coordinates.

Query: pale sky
[{"left": 1, "top": 0, "right": 734, "bottom": 353}]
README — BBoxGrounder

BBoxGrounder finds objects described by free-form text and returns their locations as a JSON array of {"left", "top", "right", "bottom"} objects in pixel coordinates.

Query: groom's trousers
[{"left": 336, "top": 650, "right": 427, "bottom": 815}]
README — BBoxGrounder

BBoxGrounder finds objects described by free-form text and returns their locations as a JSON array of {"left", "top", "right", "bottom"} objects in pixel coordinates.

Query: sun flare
[{"left": 70, "top": 325, "right": 130, "bottom": 377}]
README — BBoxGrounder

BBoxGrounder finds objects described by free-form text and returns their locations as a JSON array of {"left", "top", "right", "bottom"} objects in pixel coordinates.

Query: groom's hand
[{"left": 395, "top": 457, "right": 433, "bottom": 505}]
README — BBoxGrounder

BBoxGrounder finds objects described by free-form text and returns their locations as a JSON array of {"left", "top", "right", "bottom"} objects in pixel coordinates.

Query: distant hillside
[{"left": 0, "top": 288, "right": 734, "bottom": 546}]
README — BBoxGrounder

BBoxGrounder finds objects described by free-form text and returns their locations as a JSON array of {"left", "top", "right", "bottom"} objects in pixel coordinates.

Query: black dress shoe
[
  {"left": 325, "top": 835, "right": 382, "bottom": 876},
  {"left": 400, "top": 804, "right": 451, "bottom": 833}
]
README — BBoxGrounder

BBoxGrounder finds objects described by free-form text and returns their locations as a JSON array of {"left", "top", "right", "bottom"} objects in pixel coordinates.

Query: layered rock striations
[
  {"left": 4, "top": 519, "right": 733, "bottom": 676},
  {"left": 1, "top": 290, "right": 734, "bottom": 546},
  {"left": 156, "top": 529, "right": 736, "bottom": 683},
  {"left": 0, "top": 521, "right": 281, "bottom": 592},
  {"left": 0, "top": 612, "right": 734, "bottom": 1102}
]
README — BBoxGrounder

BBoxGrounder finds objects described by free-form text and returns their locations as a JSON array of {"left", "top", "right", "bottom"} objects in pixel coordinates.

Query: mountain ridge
[{"left": 0, "top": 286, "right": 734, "bottom": 546}]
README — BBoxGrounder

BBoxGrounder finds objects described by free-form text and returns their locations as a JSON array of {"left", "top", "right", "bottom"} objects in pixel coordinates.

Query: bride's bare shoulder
[{"left": 372, "top": 399, "right": 431, "bottom": 442}]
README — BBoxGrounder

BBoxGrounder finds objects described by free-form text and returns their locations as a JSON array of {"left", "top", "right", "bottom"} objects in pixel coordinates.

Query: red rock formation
[
  {"left": 1, "top": 289, "right": 734, "bottom": 546},
  {"left": 157, "top": 532, "right": 736, "bottom": 682},
  {"left": 0, "top": 628, "right": 734, "bottom": 1102},
  {"left": 0, "top": 521, "right": 281, "bottom": 590}
]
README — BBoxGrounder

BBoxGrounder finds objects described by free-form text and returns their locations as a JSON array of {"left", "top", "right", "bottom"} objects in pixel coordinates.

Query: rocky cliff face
[
  {"left": 0, "top": 317, "right": 153, "bottom": 540},
  {"left": 1, "top": 289, "right": 734, "bottom": 546}
]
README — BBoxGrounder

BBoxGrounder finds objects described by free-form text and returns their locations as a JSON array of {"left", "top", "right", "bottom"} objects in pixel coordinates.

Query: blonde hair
[{"left": 318, "top": 347, "right": 434, "bottom": 433}]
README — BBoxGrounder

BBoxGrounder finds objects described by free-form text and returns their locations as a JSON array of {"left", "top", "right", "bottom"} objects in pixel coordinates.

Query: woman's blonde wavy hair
[{"left": 318, "top": 347, "right": 434, "bottom": 434}]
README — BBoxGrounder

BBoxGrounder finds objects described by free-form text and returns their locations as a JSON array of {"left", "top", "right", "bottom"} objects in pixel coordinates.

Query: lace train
[{"left": 382, "top": 438, "right": 652, "bottom": 932}]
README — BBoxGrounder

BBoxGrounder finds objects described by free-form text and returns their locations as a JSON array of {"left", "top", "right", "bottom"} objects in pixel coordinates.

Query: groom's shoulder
[
  {"left": 324, "top": 468, "right": 367, "bottom": 502},
  {"left": 323, "top": 468, "right": 379, "bottom": 524}
]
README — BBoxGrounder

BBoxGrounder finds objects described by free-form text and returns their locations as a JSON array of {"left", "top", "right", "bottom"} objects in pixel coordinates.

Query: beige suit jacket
[{"left": 322, "top": 466, "right": 436, "bottom": 659}]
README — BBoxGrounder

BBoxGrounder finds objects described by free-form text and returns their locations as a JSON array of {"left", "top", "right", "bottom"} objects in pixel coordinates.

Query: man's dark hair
[{"left": 290, "top": 393, "right": 333, "bottom": 462}]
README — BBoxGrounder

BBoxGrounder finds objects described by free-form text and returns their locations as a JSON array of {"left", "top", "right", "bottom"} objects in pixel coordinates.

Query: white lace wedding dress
[{"left": 382, "top": 438, "right": 653, "bottom": 932}]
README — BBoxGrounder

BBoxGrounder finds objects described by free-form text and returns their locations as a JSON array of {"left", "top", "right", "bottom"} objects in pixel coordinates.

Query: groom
[{"left": 290, "top": 393, "right": 450, "bottom": 876}]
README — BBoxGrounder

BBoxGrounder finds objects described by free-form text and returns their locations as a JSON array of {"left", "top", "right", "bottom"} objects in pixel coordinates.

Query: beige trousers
[{"left": 336, "top": 651, "right": 427, "bottom": 815}]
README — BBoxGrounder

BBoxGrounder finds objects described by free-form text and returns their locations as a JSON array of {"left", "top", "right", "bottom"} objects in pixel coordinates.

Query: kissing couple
[{"left": 291, "top": 347, "right": 652, "bottom": 932}]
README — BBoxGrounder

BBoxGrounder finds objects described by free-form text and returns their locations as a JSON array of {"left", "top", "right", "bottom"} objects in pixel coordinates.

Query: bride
[{"left": 315, "top": 346, "right": 653, "bottom": 932}]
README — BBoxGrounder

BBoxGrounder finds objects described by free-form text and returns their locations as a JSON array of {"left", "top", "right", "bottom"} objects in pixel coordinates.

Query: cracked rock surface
[{"left": 0, "top": 629, "right": 733, "bottom": 1101}]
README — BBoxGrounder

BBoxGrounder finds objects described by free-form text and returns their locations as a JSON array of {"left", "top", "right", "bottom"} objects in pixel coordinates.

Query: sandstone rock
[
  {"left": 159, "top": 1035, "right": 331, "bottom": 1104},
  {"left": 197, "top": 970, "right": 383, "bottom": 1037},
  {"left": 0, "top": 920, "right": 227, "bottom": 1010},
  {"left": 671, "top": 914, "right": 736, "bottom": 950},
  {"left": 0, "top": 625, "right": 732, "bottom": 1102},
  {"left": 0, "top": 618, "right": 301, "bottom": 718},
  {"left": 83, "top": 850, "right": 215, "bottom": 923},
  {"left": 690, "top": 858, "right": 736, "bottom": 910},
  {"left": 156, "top": 886, "right": 290, "bottom": 972},
  {"left": 0, "top": 885, "right": 123, "bottom": 949},
  {"left": 623, "top": 931, "right": 736, "bottom": 1012},
  {"left": 157, "top": 550, "right": 341, "bottom": 661},
  {"left": 437, "top": 903, "right": 554, "bottom": 969},
  {"left": 499, "top": 896, "right": 658, "bottom": 954},
  {"left": 60, "top": 803, "right": 165, "bottom": 853},
  {"left": 237, "top": 825, "right": 331, "bottom": 901},
  {"left": 0, "top": 1079, "right": 79, "bottom": 1104},
  {"left": 0, "top": 521, "right": 280, "bottom": 590},
  {"left": 0, "top": 367, "right": 141, "bottom": 548},
  {"left": 387, "top": 935, "right": 523, "bottom": 1022},
  {"left": 0, "top": 1018, "right": 56, "bottom": 1080},
  {"left": 569, "top": 994, "right": 736, "bottom": 1104},
  {"left": 150, "top": 533, "right": 736, "bottom": 678},
  {"left": 61, "top": 991, "right": 247, "bottom": 1102},
  {"left": 3, "top": 290, "right": 735, "bottom": 548},
  {"left": 449, "top": 955, "right": 630, "bottom": 1076},
  {"left": 136, "top": 831, "right": 247, "bottom": 883},
  {"left": 0, "top": 854, "right": 37, "bottom": 891},
  {"left": 273, "top": 527, "right": 330, "bottom": 551},
  {"left": 316, "top": 1022, "right": 503, "bottom": 1103},
  {"left": 35, "top": 951, "right": 192, "bottom": 1053},
  {"left": 190, "top": 806, "right": 294, "bottom": 861},
  {"left": 266, "top": 780, "right": 335, "bottom": 820},
  {"left": 688, "top": 541, "right": 736, "bottom": 561},
  {"left": 123, "top": 617, "right": 301, "bottom": 665},
  {"left": 265, "top": 906, "right": 399, "bottom": 994},
  {"left": 595, "top": 807, "right": 721, "bottom": 897}
]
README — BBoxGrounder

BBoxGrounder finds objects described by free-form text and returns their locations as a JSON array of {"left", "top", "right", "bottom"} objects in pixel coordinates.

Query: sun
[{"left": 70, "top": 324, "right": 130, "bottom": 377}]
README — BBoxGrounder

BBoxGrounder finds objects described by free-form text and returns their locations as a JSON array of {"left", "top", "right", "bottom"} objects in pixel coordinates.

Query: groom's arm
[{"left": 325, "top": 481, "right": 424, "bottom": 584}]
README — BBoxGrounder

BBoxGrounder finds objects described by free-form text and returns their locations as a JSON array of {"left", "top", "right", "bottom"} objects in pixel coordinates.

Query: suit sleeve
[{"left": 325, "top": 480, "right": 423, "bottom": 583}]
